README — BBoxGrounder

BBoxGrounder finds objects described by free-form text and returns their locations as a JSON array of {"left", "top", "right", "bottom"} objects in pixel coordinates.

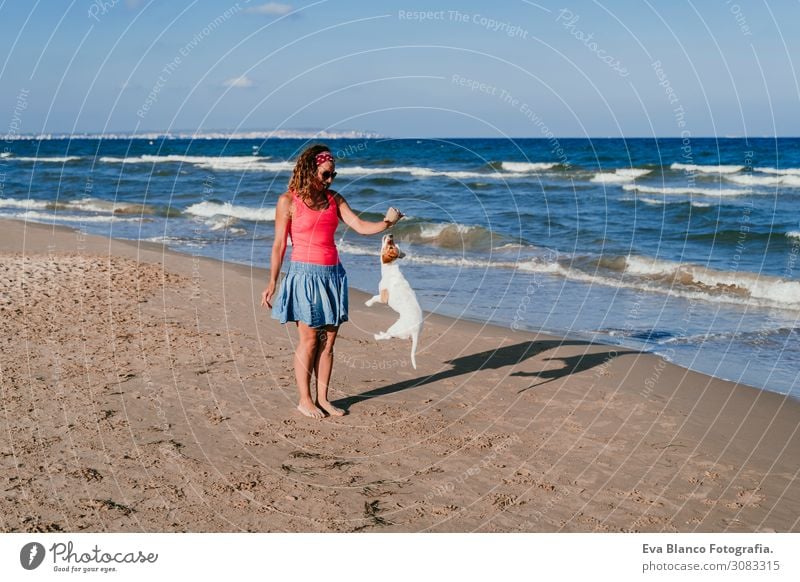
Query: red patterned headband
[{"left": 315, "top": 151, "right": 334, "bottom": 166}]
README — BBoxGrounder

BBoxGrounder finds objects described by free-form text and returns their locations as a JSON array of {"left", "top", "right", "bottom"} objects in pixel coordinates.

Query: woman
[{"left": 261, "top": 144, "right": 402, "bottom": 419}]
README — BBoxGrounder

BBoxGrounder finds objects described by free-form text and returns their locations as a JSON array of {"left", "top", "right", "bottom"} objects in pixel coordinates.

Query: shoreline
[
  {"left": 6, "top": 217, "right": 780, "bottom": 397},
  {"left": 1, "top": 218, "right": 798, "bottom": 532}
]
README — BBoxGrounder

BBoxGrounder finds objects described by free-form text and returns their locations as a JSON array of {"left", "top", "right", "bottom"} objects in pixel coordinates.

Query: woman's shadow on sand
[{"left": 333, "top": 340, "right": 639, "bottom": 410}]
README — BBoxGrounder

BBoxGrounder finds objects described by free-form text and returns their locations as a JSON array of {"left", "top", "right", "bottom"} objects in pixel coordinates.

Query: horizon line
[{"left": 2, "top": 131, "right": 796, "bottom": 141}]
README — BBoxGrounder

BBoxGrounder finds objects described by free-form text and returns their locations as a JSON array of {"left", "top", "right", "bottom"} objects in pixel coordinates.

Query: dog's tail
[{"left": 410, "top": 329, "right": 419, "bottom": 369}]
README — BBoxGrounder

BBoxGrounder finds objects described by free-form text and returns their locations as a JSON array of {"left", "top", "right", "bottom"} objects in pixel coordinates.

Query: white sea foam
[
  {"left": 725, "top": 174, "right": 800, "bottom": 188},
  {"left": 691, "top": 201, "right": 713, "bottom": 208},
  {"left": 143, "top": 236, "right": 210, "bottom": 248},
  {"left": 517, "top": 254, "right": 800, "bottom": 310},
  {"left": 336, "top": 240, "right": 543, "bottom": 270},
  {"left": 671, "top": 163, "right": 744, "bottom": 174},
  {"left": 11, "top": 156, "right": 81, "bottom": 163},
  {"left": 0, "top": 196, "right": 158, "bottom": 214},
  {"left": 205, "top": 216, "right": 247, "bottom": 235},
  {"left": 591, "top": 168, "right": 652, "bottom": 183},
  {"left": 99, "top": 155, "right": 287, "bottom": 173},
  {"left": 639, "top": 197, "right": 665, "bottom": 205},
  {"left": 65, "top": 198, "right": 120, "bottom": 213},
  {"left": 623, "top": 184, "right": 745, "bottom": 197},
  {"left": 0, "top": 198, "right": 53, "bottom": 210},
  {"left": 59, "top": 198, "right": 158, "bottom": 215},
  {"left": 753, "top": 167, "right": 800, "bottom": 176},
  {"left": 338, "top": 165, "right": 527, "bottom": 180},
  {"left": 335, "top": 241, "right": 378, "bottom": 257},
  {"left": 0, "top": 211, "right": 144, "bottom": 223},
  {"left": 195, "top": 159, "right": 291, "bottom": 172},
  {"left": 787, "top": 231, "right": 800, "bottom": 240},
  {"left": 623, "top": 255, "right": 800, "bottom": 307},
  {"left": 417, "top": 222, "right": 478, "bottom": 239},
  {"left": 0, "top": 152, "right": 11, "bottom": 158},
  {"left": 500, "top": 162, "right": 559, "bottom": 172},
  {"left": 185, "top": 201, "right": 275, "bottom": 222}
]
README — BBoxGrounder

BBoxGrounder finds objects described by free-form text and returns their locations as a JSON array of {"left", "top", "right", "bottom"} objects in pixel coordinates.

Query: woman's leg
[
  {"left": 295, "top": 322, "right": 325, "bottom": 418},
  {"left": 315, "top": 325, "right": 345, "bottom": 416}
]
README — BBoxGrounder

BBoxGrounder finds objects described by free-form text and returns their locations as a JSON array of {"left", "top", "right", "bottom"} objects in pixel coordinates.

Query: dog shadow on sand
[{"left": 333, "top": 340, "right": 640, "bottom": 410}]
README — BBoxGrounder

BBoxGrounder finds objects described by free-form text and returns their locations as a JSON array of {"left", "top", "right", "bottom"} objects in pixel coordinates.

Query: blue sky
[{"left": 1, "top": 0, "right": 799, "bottom": 137}]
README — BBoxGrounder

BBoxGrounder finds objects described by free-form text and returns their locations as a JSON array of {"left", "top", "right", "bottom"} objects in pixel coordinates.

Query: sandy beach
[{"left": 1, "top": 218, "right": 798, "bottom": 533}]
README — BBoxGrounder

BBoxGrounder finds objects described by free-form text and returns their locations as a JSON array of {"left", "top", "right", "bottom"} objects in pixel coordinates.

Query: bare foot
[
  {"left": 297, "top": 402, "right": 325, "bottom": 419},
  {"left": 317, "top": 400, "right": 345, "bottom": 417}
]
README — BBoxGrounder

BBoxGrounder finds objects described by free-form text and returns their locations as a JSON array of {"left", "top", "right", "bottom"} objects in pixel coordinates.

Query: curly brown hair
[{"left": 288, "top": 144, "right": 334, "bottom": 198}]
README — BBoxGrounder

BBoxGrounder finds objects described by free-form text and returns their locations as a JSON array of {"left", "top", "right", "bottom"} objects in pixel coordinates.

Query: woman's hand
[
  {"left": 384, "top": 206, "right": 404, "bottom": 226},
  {"left": 261, "top": 282, "right": 276, "bottom": 308}
]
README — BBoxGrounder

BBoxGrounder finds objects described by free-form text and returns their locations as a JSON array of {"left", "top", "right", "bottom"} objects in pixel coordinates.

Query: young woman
[{"left": 261, "top": 144, "right": 402, "bottom": 418}]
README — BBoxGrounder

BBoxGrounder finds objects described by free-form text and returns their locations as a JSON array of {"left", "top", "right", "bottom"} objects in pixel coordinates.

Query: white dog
[{"left": 365, "top": 234, "right": 423, "bottom": 369}]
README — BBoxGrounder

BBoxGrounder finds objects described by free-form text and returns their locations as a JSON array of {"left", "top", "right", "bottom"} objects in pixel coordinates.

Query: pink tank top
[{"left": 288, "top": 190, "right": 340, "bottom": 265}]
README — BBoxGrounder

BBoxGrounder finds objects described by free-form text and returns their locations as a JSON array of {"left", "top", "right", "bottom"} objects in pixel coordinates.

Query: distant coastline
[
  {"left": 1, "top": 129, "right": 383, "bottom": 141},
  {"left": 4, "top": 132, "right": 799, "bottom": 141}
]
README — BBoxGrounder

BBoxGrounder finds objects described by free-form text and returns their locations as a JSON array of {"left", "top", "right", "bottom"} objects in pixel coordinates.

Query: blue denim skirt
[{"left": 272, "top": 261, "right": 349, "bottom": 328}]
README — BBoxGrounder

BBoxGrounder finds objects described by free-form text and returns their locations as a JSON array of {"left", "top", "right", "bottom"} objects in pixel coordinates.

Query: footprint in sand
[{"left": 731, "top": 487, "right": 764, "bottom": 508}]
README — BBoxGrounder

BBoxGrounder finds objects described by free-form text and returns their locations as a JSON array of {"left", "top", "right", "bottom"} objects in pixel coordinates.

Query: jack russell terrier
[{"left": 365, "top": 234, "right": 423, "bottom": 369}]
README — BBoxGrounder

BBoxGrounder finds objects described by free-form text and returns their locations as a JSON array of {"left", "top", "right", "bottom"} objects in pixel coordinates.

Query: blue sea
[{"left": 1, "top": 136, "right": 799, "bottom": 398}]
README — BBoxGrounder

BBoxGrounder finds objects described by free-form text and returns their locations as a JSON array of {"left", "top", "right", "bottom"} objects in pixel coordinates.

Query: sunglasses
[{"left": 321, "top": 171, "right": 337, "bottom": 180}]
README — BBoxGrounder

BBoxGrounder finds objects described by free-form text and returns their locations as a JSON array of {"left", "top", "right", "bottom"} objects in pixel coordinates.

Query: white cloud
[
  {"left": 244, "top": 3, "right": 293, "bottom": 15},
  {"left": 223, "top": 76, "right": 255, "bottom": 88}
]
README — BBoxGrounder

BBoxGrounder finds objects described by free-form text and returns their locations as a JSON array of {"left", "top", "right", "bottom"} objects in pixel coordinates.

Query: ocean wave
[
  {"left": 336, "top": 240, "right": 526, "bottom": 270},
  {"left": 0, "top": 211, "right": 146, "bottom": 223},
  {"left": 98, "top": 156, "right": 546, "bottom": 180},
  {"left": 99, "top": 154, "right": 290, "bottom": 173},
  {"left": 0, "top": 197, "right": 55, "bottom": 210},
  {"left": 0, "top": 197, "right": 166, "bottom": 215},
  {"left": 657, "top": 327, "right": 797, "bottom": 346},
  {"left": 392, "top": 221, "right": 508, "bottom": 251},
  {"left": 205, "top": 215, "right": 247, "bottom": 235},
  {"left": 515, "top": 253, "right": 800, "bottom": 310},
  {"left": 98, "top": 154, "right": 269, "bottom": 164},
  {"left": 0, "top": 152, "right": 11, "bottom": 158},
  {"left": 143, "top": 236, "right": 211, "bottom": 248},
  {"left": 339, "top": 233, "right": 800, "bottom": 310},
  {"left": 196, "top": 159, "right": 291, "bottom": 172},
  {"left": 623, "top": 184, "right": 745, "bottom": 197},
  {"left": 339, "top": 165, "right": 528, "bottom": 180},
  {"left": 753, "top": 167, "right": 800, "bottom": 176},
  {"left": 787, "top": 231, "right": 800, "bottom": 240},
  {"left": 725, "top": 174, "right": 800, "bottom": 188},
  {"left": 621, "top": 197, "right": 706, "bottom": 207},
  {"left": 184, "top": 201, "right": 275, "bottom": 222},
  {"left": 671, "top": 163, "right": 744, "bottom": 174},
  {"left": 591, "top": 168, "right": 652, "bottom": 183},
  {"left": 10, "top": 156, "right": 82, "bottom": 163},
  {"left": 598, "top": 327, "right": 675, "bottom": 343},
  {"left": 65, "top": 198, "right": 165, "bottom": 215},
  {"left": 622, "top": 255, "right": 800, "bottom": 307},
  {"left": 499, "top": 161, "right": 560, "bottom": 172}
]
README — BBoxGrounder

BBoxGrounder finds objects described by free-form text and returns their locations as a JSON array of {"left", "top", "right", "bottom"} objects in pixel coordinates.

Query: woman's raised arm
[{"left": 334, "top": 193, "right": 399, "bottom": 235}]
